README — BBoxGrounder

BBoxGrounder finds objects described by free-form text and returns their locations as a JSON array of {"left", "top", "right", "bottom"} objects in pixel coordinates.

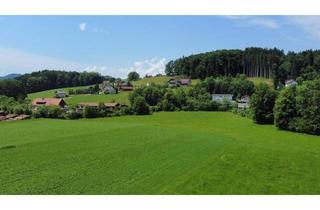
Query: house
[
  {"left": 168, "top": 78, "right": 192, "bottom": 87},
  {"left": 116, "top": 81, "right": 133, "bottom": 91},
  {"left": 119, "top": 82, "right": 134, "bottom": 91},
  {"left": 104, "top": 102, "right": 121, "bottom": 109},
  {"left": 285, "top": 79, "right": 298, "bottom": 87},
  {"left": 212, "top": 94, "right": 234, "bottom": 102},
  {"left": 77, "top": 102, "right": 121, "bottom": 111},
  {"left": 55, "top": 90, "right": 67, "bottom": 98},
  {"left": 237, "top": 95, "right": 250, "bottom": 109},
  {"left": 99, "top": 81, "right": 117, "bottom": 94},
  {"left": 168, "top": 78, "right": 180, "bottom": 87},
  {"left": 32, "top": 98, "right": 66, "bottom": 107},
  {"left": 120, "top": 86, "right": 134, "bottom": 91},
  {"left": 180, "top": 79, "right": 191, "bottom": 86},
  {"left": 78, "top": 102, "right": 99, "bottom": 109}
]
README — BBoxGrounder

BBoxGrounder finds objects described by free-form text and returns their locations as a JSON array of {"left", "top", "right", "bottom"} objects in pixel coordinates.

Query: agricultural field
[{"left": 1, "top": 112, "right": 320, "bottom": 195}]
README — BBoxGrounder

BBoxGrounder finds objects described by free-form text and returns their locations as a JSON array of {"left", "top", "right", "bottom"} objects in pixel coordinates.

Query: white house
[
  {"left": 237, "top": 95, "right": 250, "bottom": 109},
  {"left": 285, "top": 79, "right": 298, "bottom": 87},
  {"left": 55, "top": 90, "right": 67, "bottom": 98},
  {"left": 99, "top": 81, "right": 117, "bottom": 94},
  {"left": 212, "top": 94, "right": 233, "bottom": 102}
]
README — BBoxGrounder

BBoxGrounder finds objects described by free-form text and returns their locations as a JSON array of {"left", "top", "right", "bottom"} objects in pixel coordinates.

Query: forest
[
  {"left": 165, "top": 47, "right": 320, "bottom": 87},
  {"left": 15, "top": 70, "right": 108, "bottom": 93}
]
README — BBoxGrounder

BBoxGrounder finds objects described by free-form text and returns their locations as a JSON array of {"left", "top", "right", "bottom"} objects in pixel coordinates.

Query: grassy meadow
[{"left": 1, "top": 112, "right": 320, "bottom": 194}]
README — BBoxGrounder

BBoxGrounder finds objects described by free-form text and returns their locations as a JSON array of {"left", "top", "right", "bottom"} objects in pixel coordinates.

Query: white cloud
[
  {"left": 225, "top": 16, "right": 280, "bottom": 30},
  {"left": 117, "top": 57, "right": 167, "bottom": 78},
  {"left": 285, "top": 16, "right": 320, "bottom": 40},
  {"left": 79, "top": 22, "right": 86, "bottom": 32},
  {"left": 84, "top": 65, "right": 108, "bottom": 75}
]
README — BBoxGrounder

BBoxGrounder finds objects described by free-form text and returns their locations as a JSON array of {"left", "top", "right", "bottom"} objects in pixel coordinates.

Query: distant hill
[{"left": 0, "top": 73, "right": 21, "bottom": 80}]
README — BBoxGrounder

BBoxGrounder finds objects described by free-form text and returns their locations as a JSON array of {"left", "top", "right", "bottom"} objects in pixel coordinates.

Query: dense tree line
[
  {"left": 0, "top": 96, "right": 31, "bottom": 114},
  {"left": 165, "top": 47, "right": 283, "bottom": 80},
  {"left": 15, "top": 70, "right": 106, "bottom": 93},
  {"left": 0, "top": 79, "right": 27, "bottom": 100},
  {"left": 274, "top": 80, "right": 320, "bottom": 135},
  {"left": 165, "top": 47, "right": 320, "bottom": 88}
]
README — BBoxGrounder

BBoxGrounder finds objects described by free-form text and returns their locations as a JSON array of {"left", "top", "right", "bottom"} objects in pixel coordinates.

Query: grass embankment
[{"left": 1, "top": 112, "right": 320, "bottom": 194}]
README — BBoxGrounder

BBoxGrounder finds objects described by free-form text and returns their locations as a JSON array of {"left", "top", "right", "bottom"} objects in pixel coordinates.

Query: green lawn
[
  {"left": 1, "top": 112, "right": 320, "bottom": 195},
  {"left": 248, "top": 77, "right": 273, "bottom": 87}
]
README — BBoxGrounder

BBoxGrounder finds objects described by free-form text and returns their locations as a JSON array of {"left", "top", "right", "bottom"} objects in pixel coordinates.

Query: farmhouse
[
  {"left": 180, "top": 79, "right": 191, "bottom": 86},
  {"left": 212, "top": 94, "right": 233, "bottom": 102},
  {"left": 104, "top": 102, "right": 121, "bottom": 109},
  {"left": 168, "top": 79, "right": 180, "bottom": 87},
  {"left": 78, "top": 102, "right": 121, "bottom": 110},
  {"left": 99, "top": 81, "right": 117, "bottom": 94},
  {"left": 55, "top": 90, "right": 67, "bottom": 98},
  {"left": 285, "top": 79, "right": 298, "bottom": 87},
  {"left": 237, "top": 95, "right": 250, "bottom": 109},
  {"left": 32, "top": 98, "right": 66, "bottom": 107},
  {"left": 168, "top": 78, "right": 191, "bottom": 87},
  {"left": 117, "top": 81, "right": 134, "bottom": 91},
  {"left": 78, "top": 102, "right": 99, "bottom": 108}
]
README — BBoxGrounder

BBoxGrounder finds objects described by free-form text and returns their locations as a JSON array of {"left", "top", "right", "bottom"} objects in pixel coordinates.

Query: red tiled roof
[{"left": 32, "top": 98, "right": 66, "bottom": 106}]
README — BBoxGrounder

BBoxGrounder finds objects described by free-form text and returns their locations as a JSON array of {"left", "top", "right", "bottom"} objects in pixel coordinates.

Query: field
[{"left": 1, "top": 112, "right": 320, "bottom": 195}]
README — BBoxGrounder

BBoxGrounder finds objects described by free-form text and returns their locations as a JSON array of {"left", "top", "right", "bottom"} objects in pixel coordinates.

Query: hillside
[
  {"left": 27, "top": 76, "right": 200, "bottom": 105},
  {"left": 132, "top": 76, "right": 200, "bottom": 87},
  {"left": 1, "top": 112, "right": 320, "bottom": 194},
  {"left": 0, "top": 73, "right": 21, "bottom": 80}
]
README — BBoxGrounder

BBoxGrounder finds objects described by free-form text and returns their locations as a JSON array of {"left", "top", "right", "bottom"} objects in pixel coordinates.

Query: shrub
[
  {"left": 65, "top": 110, "right": 82, "bottom": 119},
  {"left": 132, "top": 96, "right": 150, "bottom": 115},
  {"left": 83, "top": 106, "right": 100, "bottom": 118}
]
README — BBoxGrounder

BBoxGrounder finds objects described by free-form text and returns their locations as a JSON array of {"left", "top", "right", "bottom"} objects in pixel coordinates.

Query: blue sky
[{"left": 0, "top": 16, "right": 320, "bottom": 77}]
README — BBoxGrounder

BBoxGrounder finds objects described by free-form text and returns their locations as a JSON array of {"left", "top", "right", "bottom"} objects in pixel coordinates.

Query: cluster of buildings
[
  {"left": 212, "top": 94, "right": 250, "bottom": 109},
  {"left": 99, "top": 81, "right": 134, "bottom": 95},
  {"left": 167, "top": 78, "right": 192, "bottom": 87},
  {"left": 31, "top": 98, "right": 122, "bottom": 111}
]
